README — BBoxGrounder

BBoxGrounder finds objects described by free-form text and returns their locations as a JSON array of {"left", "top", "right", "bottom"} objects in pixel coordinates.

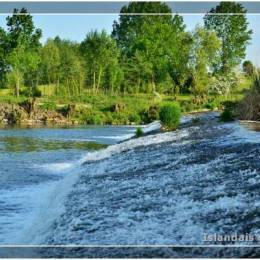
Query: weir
[{"left": 0, "top": 113, "right": 259, "bottom": 258}]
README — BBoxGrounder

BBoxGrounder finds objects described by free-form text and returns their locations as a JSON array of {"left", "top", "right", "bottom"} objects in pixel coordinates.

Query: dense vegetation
[{"left": 0, "top": 2, "right": 257, "bottom": 126}]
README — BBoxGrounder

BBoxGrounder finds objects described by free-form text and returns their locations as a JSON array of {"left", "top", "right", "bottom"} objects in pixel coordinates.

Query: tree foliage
[
  {"left": 204, "top": 2, "right": 252, "bottom": 74},
  {"left": 4, "top": 8, "right": 42, "bottom": 96},
  {"left": 242, "top": 60, "right": 254, "bottom": 77},
  {"left": 189, "top": 26, "right": 221, "bottom": 99},
  {"left": 0, "top": 3, "right": 254, "bottom": 100},
  {"left": 80, "top": 30, "right": 122, "bottom": 93},
  {"left": 113, "top": 2, "right": 191, "bottom": 93}
]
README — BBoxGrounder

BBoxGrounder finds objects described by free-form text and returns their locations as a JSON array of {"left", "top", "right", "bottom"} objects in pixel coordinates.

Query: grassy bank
[{"left": 0, "top": 75, "right": 252, "bottom": 125}]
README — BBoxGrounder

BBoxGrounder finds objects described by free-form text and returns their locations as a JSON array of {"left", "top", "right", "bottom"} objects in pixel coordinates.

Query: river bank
[{"left": 0, "top": 94, "right": 221, "bottom": 127}]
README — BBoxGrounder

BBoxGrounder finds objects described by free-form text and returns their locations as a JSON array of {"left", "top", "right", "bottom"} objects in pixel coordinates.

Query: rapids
[{"left": 1, "top": 113, "right": 260, "bottom": 257}]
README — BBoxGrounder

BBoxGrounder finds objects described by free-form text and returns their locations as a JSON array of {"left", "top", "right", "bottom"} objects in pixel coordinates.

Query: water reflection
[{"left": 0, "top": 136, "right": 106, "bottom": 152}]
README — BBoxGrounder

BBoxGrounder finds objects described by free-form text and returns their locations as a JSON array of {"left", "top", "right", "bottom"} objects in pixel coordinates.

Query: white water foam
[
  {"left": 94, "top": 121, "right": 162, "bottom": 142},
  {"left": 36, "top": 162, "right": 77, "bottom": 174},
  {"left": 13, "top": 126, "right": 189, "bottom": 245},
  {"left": 79, "top": 128, "right": 190, "bottom": 164},
  {"left": 141, "top": 120, "right": 161, "bottom": 134},
  {"left": 14, "top": 165, "right": 82, "bottom": 244}
]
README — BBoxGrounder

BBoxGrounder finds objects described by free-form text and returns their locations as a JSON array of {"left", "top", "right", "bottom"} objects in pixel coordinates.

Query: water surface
[{"left": 0, "top": 116, "right": 260, "bottom": 257}]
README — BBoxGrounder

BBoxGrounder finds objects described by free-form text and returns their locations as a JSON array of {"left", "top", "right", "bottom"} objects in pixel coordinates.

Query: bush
[
  {"left": 204, "top": 99, "right": 219, "bottom": 110},
  {"left": 86, "top": 112, "right": 106, "bottom": 125},
  {"left": 159, "top": 103, "right": 181, "bottom": 130},
  {"left": 140, "top": 104, "right": 160, "bottom": 123},
  {"left": 40, "top": 102, "right": 57, "bottom": 111},
  {"left": 147, "top": 105, "right": 160, "bottom": 121},
  {"left": 180, "top": 101, "right": 195, "bottom": 112},
  {"left": 129, "top": 113, "right": 141, "bottom": 124},
  {"left": 135, "top": 127, "right": 143, "bottom": 137},
  {"left": 32, "top": 87, "right": 42, "bottom": 97},
  {"left": 208, "top": 72, "right": 238, "bottom": 96},
  {"left": 220, "top": 108, "right": 234, "bottom": 122},
  {"left": 236, "top": 70, "right": 260, "bottom": 121},
  {"left": 20, "top": 87, "right": 42, "bottom": 97}
]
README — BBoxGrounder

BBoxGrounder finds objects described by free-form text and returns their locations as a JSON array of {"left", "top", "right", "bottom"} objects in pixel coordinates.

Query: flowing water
[{"left": 0, "top": 114, "right": 260, "bottom": 257}]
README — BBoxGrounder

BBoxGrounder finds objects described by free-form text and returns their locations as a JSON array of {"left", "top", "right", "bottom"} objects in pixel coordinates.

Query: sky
[{"left": 1, "top": 14, "right": 260, "bottom": 66}]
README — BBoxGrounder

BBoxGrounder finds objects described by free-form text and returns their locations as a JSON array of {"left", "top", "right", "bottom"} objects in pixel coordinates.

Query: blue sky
[{"left": 1, "top": 14, "right": 260, "bottom": 66}]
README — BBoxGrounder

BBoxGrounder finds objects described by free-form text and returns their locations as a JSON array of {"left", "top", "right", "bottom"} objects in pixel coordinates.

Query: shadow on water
[{"left": 0, "top": 136, "right": 106, "bottom": 152}]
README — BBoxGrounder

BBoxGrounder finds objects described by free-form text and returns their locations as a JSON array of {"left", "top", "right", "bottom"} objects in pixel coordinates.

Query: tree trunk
[
  {"left": 15, "top": 74, "right": 20, "bottom": 98},
  {"left": 93, "top": 71, "right": 96, "bottom": 93},
  {"left": 97, "top": 68, "right": 102, "bottom": 94},
  {"left": 56, "top": 76, "right": 60, "bottom": 96}
]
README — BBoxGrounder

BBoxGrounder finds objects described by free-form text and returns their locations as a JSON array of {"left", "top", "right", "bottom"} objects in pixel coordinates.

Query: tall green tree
[
  {"left": 112, "top": 2, "right": 191, "bottom": 93},
  {"left": 40, "top": 39, "right": 60, "bottom": 91},
  {"left": 6, "top": 8, "right": 42, "bottom": 97},
  {"left": 80, "top": 30, "right": 121, "bottom": 93},
  {"left": 0, "top": 28, "right": 9, "bottom": 87},
  {"left": 112, "top": 2, "right": 184, "bottom": 56},
  {"left": 55, "top": 39, "right": 84, "bottom": 96},
  {"left": 189, "top": 26, "right": 221, "bottom": 99},
  {"left": 204, "top": 2, "right": 252, "bottom": 74},
  {"left": 6, "top": 8, "right": 41, "bottom": 50}
]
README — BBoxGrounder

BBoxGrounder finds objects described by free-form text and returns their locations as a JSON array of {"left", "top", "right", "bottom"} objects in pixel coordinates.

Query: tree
[
  {"left": 5, "top": 8, "right": 42, "bottom": 97},
  {"left": 112, "top": 2, "right": 191, "bottom": 93},
  {"left": 189, "top": 26, "right": 221, "bottom": 100},
  {"left": 112, "top": 2, "right": 184, "bottom": 55},
  {"left": 55, "top": 39, "right": 84, "bottom": 96},
  {"left": 204, "top": 2, "right": 252, "bottom": 74},
  {"left": 242, "top": 60, "right": 254, "bottom": 77},
  {"left": 0, "top": 28, "right": 9, "bottom": 87},
  {"left": 7, "top": 42, "right": 26, "bottom": 96},
  {"left": 80, "top": 30, "right": 121, "bottom": 93},
  {"left": 39, "top": 39, "right": 60, "bottom": 95},
  {"left": 6, "top": 8, "right": 41, "bottom": 51}
]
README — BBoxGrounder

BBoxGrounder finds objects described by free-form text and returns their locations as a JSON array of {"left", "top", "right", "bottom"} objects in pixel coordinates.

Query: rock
[{"left": 0, "top": 104, "right": 28, "bottom": 124}]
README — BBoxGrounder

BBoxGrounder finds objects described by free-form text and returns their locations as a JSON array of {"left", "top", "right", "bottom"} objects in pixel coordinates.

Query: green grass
[
  {"left": 38, "top": 84, "right": 56, "bottom": 96},
  {"left": 0, "top": 89, "right": 12, "bottom": 96},
  {"left": 0, "top": 76, "right": 252, "bottom": 125}
]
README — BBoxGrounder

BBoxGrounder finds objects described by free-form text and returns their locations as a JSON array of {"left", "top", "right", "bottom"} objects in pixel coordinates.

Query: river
[{"left": 0, "top": 113, "right": 260, "bottom": 257}]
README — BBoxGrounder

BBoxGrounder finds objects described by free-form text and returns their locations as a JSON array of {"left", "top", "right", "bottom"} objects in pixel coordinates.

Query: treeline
[{"left": 0, "top": 2, "right": 253, "bottom": 100}]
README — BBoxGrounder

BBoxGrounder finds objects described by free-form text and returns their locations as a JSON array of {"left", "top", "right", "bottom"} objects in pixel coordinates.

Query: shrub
[
  {"left": 141, "top": 104, "right": 160, "bottom": 123},
  {"left": 236, "top": 70, "right": 260, "bottom": 121},
  {"left": 128, "top": 113, "right": 141, "bottom": 124},
  {"left": 32, "top": 88, "right": 42, "bottom": 97},
  {"left": 180, "top": 101, "right": 195, "bottom": 112},
  {"left": 208, "top": 72, "right": 238, "bottom": 96},
  {"left": 204, "top": 99, "right": 219, "bottom": 110},
  {"left": 40, "top": 102, "right": 57, "bottom": 111},
  {"left": 159, "top": 103, "right": 181, "bottom": 130},
  {"left": 147, "top": 105, "right": 160, "bottom": 121},
  {"left": 135, "top": 127, "right": 143, "bottom": 137},
  {"left": 111, "top": 112, "right": 129, "bottom": 125},
  {"left": 220, "top": 108, "right": 234, "bottom": 122},
  {"left": 86, "top": 113, "right": 105, "bottom": 125},
  {"left": 20, "top": 87, "right": 42, "bottom": 97}
]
